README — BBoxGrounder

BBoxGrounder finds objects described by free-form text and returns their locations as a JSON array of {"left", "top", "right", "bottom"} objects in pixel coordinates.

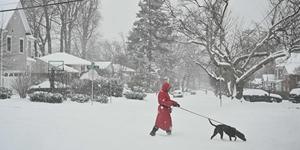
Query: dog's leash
[{"left": 177, "top": 107, "right": 228, "bottom": 126}]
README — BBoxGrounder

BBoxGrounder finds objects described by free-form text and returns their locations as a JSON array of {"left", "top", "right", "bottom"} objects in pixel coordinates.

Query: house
[
  {"left": 94, "top": 61, "right": 135, "bottom": 81},
  {"left": 275, "top": 52, "right": 300, "bottom": 92},
  {"left": 262, "top": 74, "right": 276, "bottom": 92},
  {"left": 31, "top": 52, "right": 91, "bottom": 86},
  {"left": 0, "top": 0, "right": 36, "bottom": 87},
  {"left": 249, "top": 78, "right": 263, "bottom": 88}
]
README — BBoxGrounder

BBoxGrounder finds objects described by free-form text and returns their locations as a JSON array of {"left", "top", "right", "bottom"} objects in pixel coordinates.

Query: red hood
[{"left": 161, "top": 82, "right": 171, "bottom": 92}]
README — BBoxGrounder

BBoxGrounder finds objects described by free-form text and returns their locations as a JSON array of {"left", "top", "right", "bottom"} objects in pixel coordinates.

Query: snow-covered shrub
[
  {"left": 70, "top": 94, "right": 90, "bottom": 103},
  {"left": 11, "top": 75, "right": 31, "bottom": 98},
  {"left": 124, "top": 91, "right": 147, "bottom": 100},
  {"left": 29, "top": 91, "right": 63, "bottom": 103},
  {"left": 0, "top": 87, "right": 13, "bottom": 99},
  {"left": 94, "top": 95, "right": 109, "bottom": 103}
]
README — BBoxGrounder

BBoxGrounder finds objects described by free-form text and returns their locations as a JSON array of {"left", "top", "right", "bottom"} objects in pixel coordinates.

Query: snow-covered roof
[
  {"left": 94, "top": 61, "right": 112, "bottom": 69},
  {"left": 113, "top": 64, "right": 135, "bottom": 72},
  {"left": 63, "top": 65, "right": 79, "bottom": 73},
  {"left": 26, "top": 57, "right": 36, "bottom": 63},
  {"left": 284, "top": 53, "right": 300, "bottom": 75},
  {"left": 262, "top": 74, "right": 275, "bottom": 82},
  {"left": 38, "top": 52, "right": 91, "bottom": 65},
  {"left": 0, "top": 0, "right": 31, "bottom": 33}
]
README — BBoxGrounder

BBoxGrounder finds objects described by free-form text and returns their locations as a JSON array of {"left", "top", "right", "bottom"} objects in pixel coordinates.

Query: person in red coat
[{"left": 150, "top": 82, "right": 180, "bottom": 136}]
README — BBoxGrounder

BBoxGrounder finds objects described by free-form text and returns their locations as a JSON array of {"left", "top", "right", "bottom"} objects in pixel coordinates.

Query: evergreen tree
[{"left": 127, "top": 0, "right": 175, "bottom": 91}]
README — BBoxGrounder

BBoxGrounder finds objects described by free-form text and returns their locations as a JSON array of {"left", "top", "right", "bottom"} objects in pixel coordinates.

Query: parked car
[
  {"left": 289, "top": 88, "right": 300, "bottom": 103},
  {"left": 243, "top": 88, "right": 282, "bottom": 103},
  {"left": 190, "top": 91, "right": 197, "bottom": 95},
  {"left": 172, "top": 90, "right": 183, "bottom": 98}
]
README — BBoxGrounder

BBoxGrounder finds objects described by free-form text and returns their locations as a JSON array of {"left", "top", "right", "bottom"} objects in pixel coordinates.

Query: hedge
[{"left": 29, "top": 91, "right": 63, "bottom": 103}]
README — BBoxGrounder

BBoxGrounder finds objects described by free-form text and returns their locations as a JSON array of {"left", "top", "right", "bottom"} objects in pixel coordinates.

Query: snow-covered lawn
[{"left": 0, "top": 91, "right": 299, "bottom": 150}]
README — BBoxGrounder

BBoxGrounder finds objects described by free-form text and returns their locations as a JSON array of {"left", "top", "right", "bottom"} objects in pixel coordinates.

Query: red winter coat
[{"left": 155, "top": 82, "right": 178, "bottom": 131}]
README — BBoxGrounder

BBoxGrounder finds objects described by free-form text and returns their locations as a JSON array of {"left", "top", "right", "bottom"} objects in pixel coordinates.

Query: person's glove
[{"left": 173, "top": 102, "right": 180, "bottom": 107}]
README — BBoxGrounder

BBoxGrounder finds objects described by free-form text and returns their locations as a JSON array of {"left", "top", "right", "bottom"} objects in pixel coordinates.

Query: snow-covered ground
[{"left": 0, "top": 91, "right": 299, "bottom": 150}]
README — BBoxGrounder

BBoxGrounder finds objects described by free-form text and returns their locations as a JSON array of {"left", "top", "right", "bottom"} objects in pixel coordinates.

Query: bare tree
[
  {"left": 166, "top": 0, "right": 300, "bottom": 98},
  {"left": 75, "top": 0, "right": 100, "bottom": 59},
  {"left": 56, "top": 1, "right": 81, "bottom": 53},
  {"left": 22, "top": 0, "right": 57, "bottom": 55},
  {"left": 42, "top": 0, "right": 53, "bottom": 54}
]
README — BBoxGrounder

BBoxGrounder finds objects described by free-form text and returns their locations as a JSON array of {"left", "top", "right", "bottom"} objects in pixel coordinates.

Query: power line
[{"left": 0, "top": 0, "right": 85, "bottom": 13}]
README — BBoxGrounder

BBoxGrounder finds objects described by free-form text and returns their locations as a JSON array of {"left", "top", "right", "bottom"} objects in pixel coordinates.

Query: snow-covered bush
[
  {"left": 29, "top": 92, "right": 63, "bottom": 103},
  {"left": 69, "top": 94, "right": 108, "bottom": 103},
  {"left": 94, "top": 95, "right": 109, "bottom": 103},
  {"left": 70, "top": 94, "right": 90, "bottom": 103},
  {"left": 0, "top": 87, "right": 13, "bottom": 99},
  {"left": 124, "top": 91, "right": 147, "bottom": 100},
  {"left": 28, "top": 86, "right": 71, "bottom": 95}
]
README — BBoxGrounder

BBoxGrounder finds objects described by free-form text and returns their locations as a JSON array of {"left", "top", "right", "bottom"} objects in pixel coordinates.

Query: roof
[
  {"left": 94, "top": 61, "right": 112, "bottom": 69},
  {"left": 63, "top": 65, "right": 79, "bottom": 73},
  {"left": 113, "top": 64, "right": 135, "bottom": 72},
  {"left": 0, "top": 0, "right": 31, "bottom": 33},
  {"left": 38, "top": 52, "right": 91, "bottom": 65},
  {"left": 284, "top": 52, "right": 300, "bottom": 75}
]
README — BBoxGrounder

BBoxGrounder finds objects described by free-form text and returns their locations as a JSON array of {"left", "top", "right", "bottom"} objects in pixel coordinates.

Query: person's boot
[
  {"left": 150, "top": 126, "right": 158, "bottom": 136},
  {"left": 166, "top": 130, "right": 172, "bottom": 135}
]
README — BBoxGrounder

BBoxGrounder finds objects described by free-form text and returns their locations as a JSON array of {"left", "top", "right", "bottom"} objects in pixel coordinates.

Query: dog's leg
[
  {"left": 211, "top": 129, "right": 218, "bottom": 139},
  {"left": 220, "top": 131, "right": 224, "bottom": 140},
  {"left": 229, "top": 136, "right": 232, "bottom": 141},
  {"left": 234, "top": 136, "right": 237, "bottom": 141}
]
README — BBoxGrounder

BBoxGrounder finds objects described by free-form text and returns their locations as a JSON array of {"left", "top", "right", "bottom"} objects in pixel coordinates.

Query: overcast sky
[{"left": 99, "top": 0, "right": 270, "bottom": 41}]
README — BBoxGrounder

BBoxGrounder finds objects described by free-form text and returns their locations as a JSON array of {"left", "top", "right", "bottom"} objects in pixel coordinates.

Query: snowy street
[{"left": 0, "top": 91, "right": 299, "bottom": 150}]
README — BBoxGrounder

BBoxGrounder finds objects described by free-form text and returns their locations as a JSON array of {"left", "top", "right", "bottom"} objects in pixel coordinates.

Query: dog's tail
[{"left": 208, "top": 119, "right": 217, "bottom": 127}]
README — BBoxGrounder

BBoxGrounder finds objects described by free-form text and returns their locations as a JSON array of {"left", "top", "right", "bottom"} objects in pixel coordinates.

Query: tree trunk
[
  {"left": 235, "top": 81, "right": 245, "bottom": 99},
  {"left": 81, "top": 37, "right": 88, "bottom": 59},
  {"left": 60, "top": 21, "right": 65, "bottom": 52},
  {"left": 66, "top": 23, "right": 72, "bottom": 53},
  {"left": 43, "top": 0, "right": 52, "bottom": 54}
]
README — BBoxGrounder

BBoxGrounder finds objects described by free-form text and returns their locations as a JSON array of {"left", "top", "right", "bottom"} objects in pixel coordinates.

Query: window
[
  {"left": 6, "top": 36, "right": 11, "bottom": 52},
  {"left": 20, "top": 38, "right": 24, "bottom": 53}
]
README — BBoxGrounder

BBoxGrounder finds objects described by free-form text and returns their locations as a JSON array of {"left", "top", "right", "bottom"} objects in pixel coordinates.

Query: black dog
[{"left": 209, "top": 119, "right": 246, "bottom": 141}]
